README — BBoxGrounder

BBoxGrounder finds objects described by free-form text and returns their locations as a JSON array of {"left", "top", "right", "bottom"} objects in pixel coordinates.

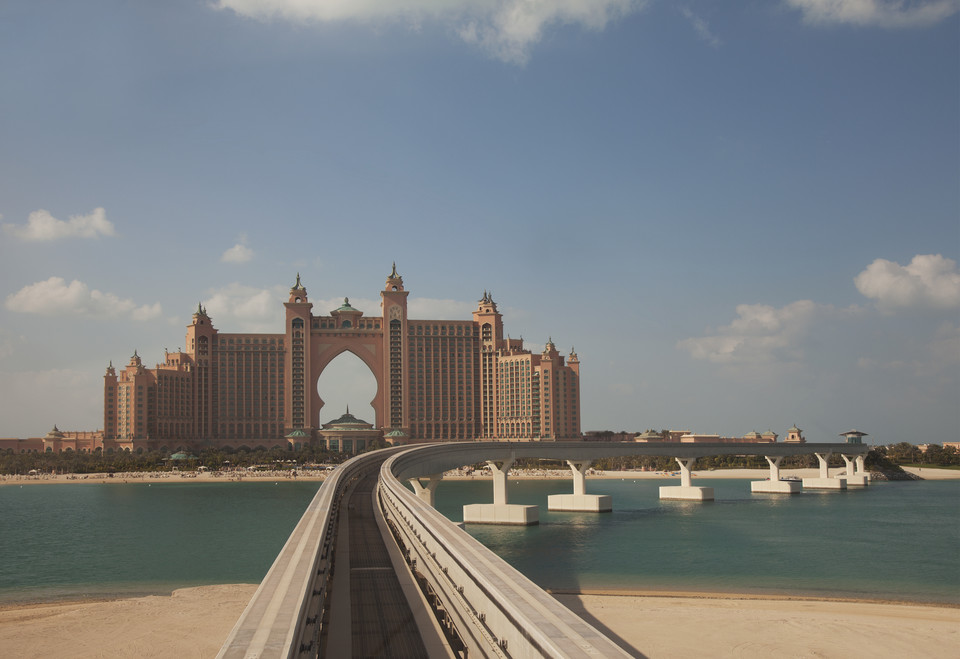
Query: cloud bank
[
  {"left": 677, "top": 300, "right": 821, "bottom": 365},
  {"left": 215, "top": 0, "right": 646, "bottom": 64},
  {"left": 785, "top": 0, "right": 959, "bottom": 28},
  {"left": 854, "top": 254, "right": 960, "bottom": 312},
  {"left": 2, "top": 207, "right": 116, "bottom": 241},
  {"left": 5, "top": 277, "right": 162, "bottom": 321}
]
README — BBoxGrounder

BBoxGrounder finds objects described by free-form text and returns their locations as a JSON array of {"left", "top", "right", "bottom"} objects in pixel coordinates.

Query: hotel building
[{"left": 101, "top": 266, "right": 581, "bottom": 451}]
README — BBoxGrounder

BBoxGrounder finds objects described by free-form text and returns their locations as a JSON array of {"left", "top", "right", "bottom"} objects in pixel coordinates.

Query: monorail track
[{"left": 319, "top": 456, "right": 430, "bottom": 658}]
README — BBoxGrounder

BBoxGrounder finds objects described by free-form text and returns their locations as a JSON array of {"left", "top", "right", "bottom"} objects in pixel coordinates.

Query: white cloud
[
  {"left": 681, "top": 7, "right": 721, "bottom": 46},
  {"left": 408, "top": 297, "right": 476, "bottom": 319},
  {"left": 215, "top": 0, "right": 646, "bottom": 64},
  {"left": 2, "top": 207, "right": 116, "bottom": 241},
  {"left": 221, "top": 233, "right": 254, "bottom": 263},
  {"left": 132, "top": 302, "right": 164, "bottom": 322},
  {"left": 677, "top": 300, "right": 821, "bottom": 365},
  {"left": 854, "top": 254, "right": 960, "bottom": 312},
  {"left": 785, "top": 0, "right": 959, "bottom": 28},
  {"left": 203, "top": 283, "right": 289, "bottom": 332},
  {"left": 5, "top": 277, "right": 162, "bottom": 321}
]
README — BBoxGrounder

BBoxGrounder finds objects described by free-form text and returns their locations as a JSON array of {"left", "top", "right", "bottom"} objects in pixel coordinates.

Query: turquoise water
[
  {"left": 434, "top": 478, "right": 960, "bottom": 604},
  {"left": 1, "top": 478, "right": 957, "bottom": 605},
  {"left": 0, "top": 481, "right": 321, "bottom": 604}
]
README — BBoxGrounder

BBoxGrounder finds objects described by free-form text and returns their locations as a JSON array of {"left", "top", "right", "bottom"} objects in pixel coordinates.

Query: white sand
[
  {"left": 1, "top": 585, "right": 956, "bottom": 658},
  {"left": 0, "top": 584, "right": 257, "bottom": 659},
  {"left": 900, "top": 466, "right": 960, "bottom": 480},
  {"left": 555, "top": 591, "right": 960, "bottom": 658}
]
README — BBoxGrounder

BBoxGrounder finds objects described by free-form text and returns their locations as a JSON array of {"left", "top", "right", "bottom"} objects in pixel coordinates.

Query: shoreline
[
  {"left": 3, "top": 583, "right": 956, "bottom": 612},
  {"left": 1, "top": 584, "right": 957, "bottom": 659},
  {"left": 3, "top": 465, "right": 959, "bottom": 486}
]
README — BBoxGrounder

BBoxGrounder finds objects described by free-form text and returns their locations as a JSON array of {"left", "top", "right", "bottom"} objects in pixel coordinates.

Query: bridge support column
[
  {"left": 802, "top": 452, "right": 847, "bottom": 490},
  {"left": 856, "top": 455, "right": 870, "bottom": 482},
  {"left": 841, "top": 454, "right": 870, "bottom": 486},
  {"left": 409, "top": 474, "right": 443, "bottom": 507},
  {"left": 548, "top": 460, "right": 612, "bottom": 512},
  {"left": 659, "top": 457, "right": 714, "bottom": 501},
  {"left": 463, "top": 458, "right": 538, "bottom": 525},
  {"left": 751, "top": 456, "right": 801, "bottom": 493}
]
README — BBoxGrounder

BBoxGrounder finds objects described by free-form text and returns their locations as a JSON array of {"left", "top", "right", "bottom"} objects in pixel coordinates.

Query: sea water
[
  {"left": 434, "top": 478, "right": 960, "bottom": 604},
  {"left": 0, "top": 481, "right": 321, "bottom": 604},
  {"left": 1, "top": 478, "right": 956, "bottom": 605}
]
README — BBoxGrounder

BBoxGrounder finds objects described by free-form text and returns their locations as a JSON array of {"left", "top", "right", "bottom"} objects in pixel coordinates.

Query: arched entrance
[
  {"left": 313, "top": 347, "right": 382, "bottom": 428},
  {"left": 316, "top": 351, "right": 378, "bottom": 425}
]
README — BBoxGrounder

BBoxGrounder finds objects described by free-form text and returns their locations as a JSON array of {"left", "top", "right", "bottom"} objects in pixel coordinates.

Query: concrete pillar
[
  {"left": 842, "top": 454, "right": 869, "bottom": 486},
  {"left": 568, "top": 460, "right": 590, "bottom": 495},
  {"left": 841, "top": 455, "right": 855, "bottom": 477},
  {"left": 751, "top": 455, "right": 800, "bottom": 493},
  {"left": 816, "top": 452, "right": 830, "bottom": 478},
  {"left": 488, "top": 458, "right": 514, "bottom": 505},
  {"left": 548, "top": 460, "right": 612, "bottom": 512},
  {"left": 463, "top": 457, "right": 537, "bottom": 525},
  {"left": 408, "top": 473, "right": 443, "bottom": 507},
  {"left": 803, "top": 452, "right": 846, "bottom": 490},
  {"left": 676, "top": 457, "right": 696, "bottom": 488},
  {"left": 766, "top": 455, "right": 783, "bottom": 481},
  {"left": 660, "top": 457, "right": 713, "bottom": 501},
  {"left": 855, "top": 455, "right": 867, "bottom": 476}
]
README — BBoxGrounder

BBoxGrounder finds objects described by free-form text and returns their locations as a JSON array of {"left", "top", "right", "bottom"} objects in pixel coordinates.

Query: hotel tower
[{"left": 102, "top": 266, "right": 581, "bottom": 451}]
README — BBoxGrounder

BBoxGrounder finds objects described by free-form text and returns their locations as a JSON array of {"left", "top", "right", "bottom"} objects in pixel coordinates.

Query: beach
[
  {"left": 4, "top": 465, "right": 959, "bottom": 487},
  {"left": 1, "top": 584, "right": 957, "bottom": 658},
  {"left": 2, "top": 466, "right": 957, "bottom": 657}
]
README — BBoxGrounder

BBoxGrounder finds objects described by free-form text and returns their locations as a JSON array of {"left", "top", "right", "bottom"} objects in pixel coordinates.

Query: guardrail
[
  {"left": 220, "top": 440, "right": 870, "bottom": 658},
  {"left": 217, "top": 450, "right": 387, "bottom": 659},
  {"left": 379, "top": 446, "right": 633, "bottom": 658}
]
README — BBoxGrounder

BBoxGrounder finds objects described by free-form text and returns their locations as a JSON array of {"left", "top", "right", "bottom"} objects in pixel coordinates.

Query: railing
[
  {"left": 379, "top": 446, "right": 633, "bottom": 658},
  {"left": 219, "top": 440, "right": 870, "bottom": 658},
  {"left": 216, "top": 451, "right": 385, "bottom": 659}
]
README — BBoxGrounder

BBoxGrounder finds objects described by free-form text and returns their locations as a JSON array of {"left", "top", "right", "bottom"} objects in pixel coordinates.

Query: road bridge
[{"left": 218, "top": 440, "right": 871, "bottom": 658}]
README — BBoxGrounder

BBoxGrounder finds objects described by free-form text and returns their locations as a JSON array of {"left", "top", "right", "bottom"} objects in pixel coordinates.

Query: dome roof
[
  {"left": 335, "top": 297, "right": 358, "bottom": 312},
  {"left": 322, "top": 408, "right": 373, "bottom": 430}
]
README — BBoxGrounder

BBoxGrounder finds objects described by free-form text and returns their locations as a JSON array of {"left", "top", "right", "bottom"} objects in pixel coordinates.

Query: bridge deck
[{"left": 336, "top": 466, "right": 430, "bottom": 658}]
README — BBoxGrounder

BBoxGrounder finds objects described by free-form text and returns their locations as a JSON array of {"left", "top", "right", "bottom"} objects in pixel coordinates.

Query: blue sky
[{"left": 1, "top": 0, "right": 957, "bottom": 443}]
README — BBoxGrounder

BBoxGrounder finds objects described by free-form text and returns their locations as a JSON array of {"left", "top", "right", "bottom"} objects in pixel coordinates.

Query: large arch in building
[{"left": 312, "top": 344, "right": 384, "bottom": 428}]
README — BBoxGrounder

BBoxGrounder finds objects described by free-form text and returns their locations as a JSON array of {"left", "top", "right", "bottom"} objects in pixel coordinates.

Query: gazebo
[
  {"left": 285, "top": 428, "right": 311, "bottom": 450},
  {"left": 317, "top": 408, "right": 382, "bottom": 454},
  {"left": 840, "top": 429, "right": 869, "bottom": 444}
]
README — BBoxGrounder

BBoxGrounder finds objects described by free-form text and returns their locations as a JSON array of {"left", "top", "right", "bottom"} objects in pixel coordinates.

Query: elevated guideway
[
  {"left": 217, "top": 447, "right": 447, "bottom": 659},
  {"left": 395, "top": 441, "right": 871, "bottom": 518},
  {"left": 218, "top": 440, "right": 871, "bottom": 658}
]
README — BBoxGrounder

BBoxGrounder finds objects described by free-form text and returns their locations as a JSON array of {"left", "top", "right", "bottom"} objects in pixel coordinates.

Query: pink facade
[{"left": 96, "top": 267, "right": 581, "bottom": 451}]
